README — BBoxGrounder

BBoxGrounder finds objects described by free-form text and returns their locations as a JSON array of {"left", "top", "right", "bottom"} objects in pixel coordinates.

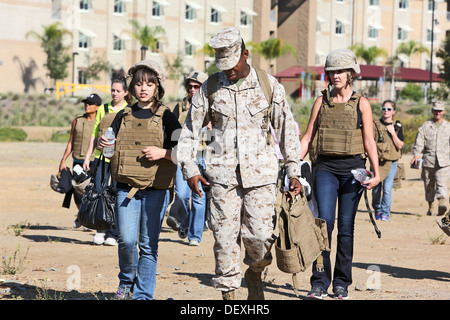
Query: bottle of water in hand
[
  {"left": 103, "top": 127, "right": 115, "bottom": 158},
  {"left": 351, "top": 168, "right": 372, "bottom": 184}
]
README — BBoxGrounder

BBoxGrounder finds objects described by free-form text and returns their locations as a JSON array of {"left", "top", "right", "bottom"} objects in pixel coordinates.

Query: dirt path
[{"left": 0, "top": 141, "right": 449, "bottom": 301}]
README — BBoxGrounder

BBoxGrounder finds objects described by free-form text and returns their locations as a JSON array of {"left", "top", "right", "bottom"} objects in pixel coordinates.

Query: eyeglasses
[
  {"left": 382, "top": 107, "right": 393, "bottom": 111},
  {"left": 188, "top": 84, "right": 200, "bottom": 89}
]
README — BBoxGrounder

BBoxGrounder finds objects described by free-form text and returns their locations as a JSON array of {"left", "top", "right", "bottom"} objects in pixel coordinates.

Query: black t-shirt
[
  {"left": 379, "top": 118, "right": 404, "bottom": 142},
  {"left": 109, "top": 103, "right": 181, "bottom": 150}
]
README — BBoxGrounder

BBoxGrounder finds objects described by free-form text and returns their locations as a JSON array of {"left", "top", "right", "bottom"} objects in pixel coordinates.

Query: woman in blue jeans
[
  {"left": 372, "top": 100, "right": 404, "bottom": 222},
  {"left": 176, "top": 157, "right": 206, "bottom": 246},
  {"left": 98, "top": 60, "right": 180, "bottom": 300},
  {"left": 300, "top": 49, "right": 380, "bottom": 300}
]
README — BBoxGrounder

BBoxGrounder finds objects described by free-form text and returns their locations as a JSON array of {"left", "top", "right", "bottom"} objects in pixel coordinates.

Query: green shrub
[
  {"left": 400, "top": 83, "right": 424, "bottom": 102},
  {"left": 0, "top": 127, "right": 27, "bottom": 141}
]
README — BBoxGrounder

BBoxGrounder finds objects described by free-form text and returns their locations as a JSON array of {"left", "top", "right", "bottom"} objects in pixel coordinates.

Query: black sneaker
[
  {"left": 333, "top": 286, "right": 349, "bottom": 300},
  {"left": 306, "top": 286, "right": 328, "bottom": 300}
]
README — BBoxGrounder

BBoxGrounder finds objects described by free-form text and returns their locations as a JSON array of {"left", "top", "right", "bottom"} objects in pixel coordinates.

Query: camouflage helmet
[
  {"left": 127, "top": 60, "right": 166, "bottom": 100},
  {"left": 324, "top": 49, "right": 360, "bottom": 75},
  {"left": 184, "top": 71, "right": 208, "bottom": 87}
]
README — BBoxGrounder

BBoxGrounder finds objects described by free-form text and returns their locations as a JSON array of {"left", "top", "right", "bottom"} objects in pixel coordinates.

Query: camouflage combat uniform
[
  {"left": 412, "top": 118, "right": 449, "bottom": 203},
  {"left": 177, "top": 67, "right": 302, "bottom": 291}
]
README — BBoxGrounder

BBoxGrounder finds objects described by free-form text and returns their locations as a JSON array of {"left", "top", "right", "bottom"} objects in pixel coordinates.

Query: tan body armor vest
[
  {"left": 111, "top": 105, "right": 177, "bottom": 194},
  {"left": 72, "top": 115, "right": 95, "bottom": 161},
  {"left": 177, "top": 98, "right": 189, "bottom": 125},
  {"left": 97, "top": 112, "right": 117, "bottom": 147},
  {"left": 313, "top": 89, "right": 365, "bottom": 158},
  {"left": 373, "top": 119, "right": 401, "bottom": 161}
]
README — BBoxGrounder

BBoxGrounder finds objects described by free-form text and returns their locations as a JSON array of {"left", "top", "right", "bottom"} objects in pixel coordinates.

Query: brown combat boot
[
  {"left": 427, "top": 201, "right": 435, "bottom": 216},
  {"left": 438, "top": 198, "right": 447, "bottom": 216},
  {"left": 244, "top": 268, "right": 264, "bottom": 300},
  {"left": 222, "top": 290, "right": 235, "bottom": 300}
]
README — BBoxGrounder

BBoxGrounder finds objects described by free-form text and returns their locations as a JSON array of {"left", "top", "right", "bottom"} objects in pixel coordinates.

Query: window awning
[
  {"left": 78, "top": 28, "right": 97, "bottom": 38},
  {"left": 241, "top": 8, "right": 258, "bottom": 16}
]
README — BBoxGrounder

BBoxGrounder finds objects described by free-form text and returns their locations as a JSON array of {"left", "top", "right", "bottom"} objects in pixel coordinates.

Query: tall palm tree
[
  {"left": 395, "top": 40, "right": 429, "bottom": 67},
  {"left": 129, "top": 19, "right": 165, "bottom": 59},
  {"left": 26, "top": 22, "right": 72, "bottom": 86},
  {"left": 247, "top": 38, "right": 296, "bottom": 73},
  {"left": 349, "top": 43, "right": 387, "bottom": 65}
]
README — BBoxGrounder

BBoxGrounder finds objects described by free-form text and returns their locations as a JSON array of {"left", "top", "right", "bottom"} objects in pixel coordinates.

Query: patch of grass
[
  {"left": 1, "top": 245, "right": 30, "bottom": 275},
  {"left": 0, "top": 127, "right": 27, "bottom": 142}
]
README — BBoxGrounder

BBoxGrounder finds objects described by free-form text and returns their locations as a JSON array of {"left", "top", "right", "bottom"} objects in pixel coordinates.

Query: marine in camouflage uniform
[
  {"left": 411, "top": 101, "right": 449, "bottom": 216},
  {"left": 176, "top": 28, "right": 302, "bottom": 300}
]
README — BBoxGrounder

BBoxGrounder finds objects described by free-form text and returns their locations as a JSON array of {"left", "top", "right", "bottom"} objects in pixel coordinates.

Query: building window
[
  {"left": 211, "top": 8, "right": 220, "bottom": 23},
  {"left": 185, "top": 4, "right": 196, "bottom": 20},
  {"left": 368, "top": 26, "right": 378, "bottom": 39},
  {"left": 399, "top": 0, "right": 408, "bottom": 9},
  {"left": 78, "top": 32, "right": 89, "bottom": 48},
  {"left": 113, "top": 35, "right": 124, "bottom": 51},
  {"left": 427, "top": 28, "right": 436, "bottom": 42},
  {"left": 78, "top": 70, "right": 87, "bottom": 84},
  {"left": 240, "top": 11, "right": 249, "bottom": 25},
  {"left": 369, "top": 0, "right": 379, "bottom": 5},
  {"left": 184, "top": 40, "right": 193, "bottom": 56},
  {"left": 427, "top": 0, "right": 434, "bottom": 11},
  {"left": 397, "top": 27, "right": 408, "bottom": 40},
  {"left": 335, "top": 20, "right": 343, "bottom": 34},
  {"left": 152, "top": 1, "right": 163, "bottom": 17},
  {"left": 114, "top": 0, "right": 125, "bottom": 13},
  {"left": 80, "top": 0, "right": 89, "bottom": 10}
]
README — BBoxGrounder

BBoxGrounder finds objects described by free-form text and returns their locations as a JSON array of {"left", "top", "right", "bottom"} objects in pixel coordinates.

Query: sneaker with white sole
[
  {"left": 104, "top": 237, "right": 117, "bottom": 246},
  {"left": 307, "top": 286, "right": 328, "bottom": 300},
  {"left": 93, "top": 232, "right": 105, "bottom": 245},
  {"left": 189, "top": 239, "right": 200, "bottom": 246},
  {"left": 333, "top": 286, "right": 349, "bottom": 300}
]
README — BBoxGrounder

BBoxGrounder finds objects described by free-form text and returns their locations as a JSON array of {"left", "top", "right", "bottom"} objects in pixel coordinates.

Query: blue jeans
[
  {"left": 310, "top": 169, "right": 363, "bottom": 292},
  {"left": 116, "top": 187, "right": 170, "bottom": 300},
  {"left": 174, "top": 162, "right": 206, "bottom": 242},
  {"left": 372, "top": 161, "right": 397, "bottom": 219}
]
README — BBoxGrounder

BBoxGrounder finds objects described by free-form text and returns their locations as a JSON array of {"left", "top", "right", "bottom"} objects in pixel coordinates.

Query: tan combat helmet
[
  {"left": 324, "top": 49, "right": 360, "bottom": 75},
  {"left": 185, "top": 71, "right": 208, "bottom": 87},
  {"left": 127, "top": 60, "right": 166, "bottom": 100}
]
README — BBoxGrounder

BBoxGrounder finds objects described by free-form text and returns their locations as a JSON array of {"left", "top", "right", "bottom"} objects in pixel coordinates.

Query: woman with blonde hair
[{"left": 300, "top": 49, "right": 380, "bottom": 300}]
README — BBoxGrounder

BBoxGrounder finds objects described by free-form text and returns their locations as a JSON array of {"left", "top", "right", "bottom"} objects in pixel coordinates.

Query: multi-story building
[{"left": 276, "top": 0, "right": 450, "bottom": 100}]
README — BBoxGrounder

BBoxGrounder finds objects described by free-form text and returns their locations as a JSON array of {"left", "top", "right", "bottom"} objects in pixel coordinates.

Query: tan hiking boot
[
  {"left": 427, "top": 201, "right": 435, "bottom": 216},
  {"left": 221, "top": 290, "right": 235, "bottom": 300},
  {"left": 244, "top": 268, "right": 264, "bottom": 300},
  {"left": 438, "top": 198, "right": 447, "bottom": 216}
]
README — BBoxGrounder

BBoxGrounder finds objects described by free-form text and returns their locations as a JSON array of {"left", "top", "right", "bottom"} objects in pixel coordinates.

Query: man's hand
[
  {"left": 288, "top": 178, "right": 302, "bottom": 196},
  {"left": 187, "top": 175, "right": 210, "bottom": 197}
]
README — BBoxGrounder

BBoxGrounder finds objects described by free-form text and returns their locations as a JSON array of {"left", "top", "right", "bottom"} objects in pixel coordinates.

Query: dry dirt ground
[{"left": 0, "top": 132, "right": 449, "bottom": 305}]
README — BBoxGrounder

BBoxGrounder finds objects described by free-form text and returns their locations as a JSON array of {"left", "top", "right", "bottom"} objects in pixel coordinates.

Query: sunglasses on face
[
  {"left": 382, "top": 107, "right": 393, "bottom": 111},
  {"left": 188, "top": 84, "right": 200, "bottom": 89}
]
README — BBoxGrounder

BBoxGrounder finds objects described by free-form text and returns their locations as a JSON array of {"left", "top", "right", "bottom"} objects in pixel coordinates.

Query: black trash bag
[{"left": 77, "top": 156, "right": 116, "bottom": 230}]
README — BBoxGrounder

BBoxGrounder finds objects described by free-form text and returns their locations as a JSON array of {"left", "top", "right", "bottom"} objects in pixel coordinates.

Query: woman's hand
[{"left": 361, "top": 176, "right": 380, "bottom": 190}]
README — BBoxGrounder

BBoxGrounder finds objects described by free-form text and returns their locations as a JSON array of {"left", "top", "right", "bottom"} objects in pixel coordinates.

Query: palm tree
[
  {"left": 349, "top": 43, "right": 388, "bottom": 65},
  {"left": 394, "top": 40, "right": 429, "bottom": 67},
  {"left": 26, "top": 22, "right": 72, "bottom": 86},
  {"left": 247, "top": 38, "right": 296, "bottom": 73},
  {"left": 129, "top": 19, "right": 165, "bottom": 59}
]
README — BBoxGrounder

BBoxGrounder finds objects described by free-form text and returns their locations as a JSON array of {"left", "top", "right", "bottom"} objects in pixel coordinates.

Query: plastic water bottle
[
  {"left": 351, "top": 168, "right": 372, "bottom": 183},
  {"left": 103, "top": 127, "right": 115, "bottom": 158}
]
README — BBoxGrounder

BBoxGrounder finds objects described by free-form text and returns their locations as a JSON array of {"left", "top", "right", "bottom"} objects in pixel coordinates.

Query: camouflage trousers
[
  {"left": 207, "top": 173, "right": 277, "bottom": 291},
  {"left": 421, "top": 166, "right": 449, "bottom": 203}
]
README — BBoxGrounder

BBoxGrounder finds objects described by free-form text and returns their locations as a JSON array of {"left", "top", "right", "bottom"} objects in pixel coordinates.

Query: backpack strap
[{"left": 104, "top": 103, "right": 109, "bottom": 114}]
